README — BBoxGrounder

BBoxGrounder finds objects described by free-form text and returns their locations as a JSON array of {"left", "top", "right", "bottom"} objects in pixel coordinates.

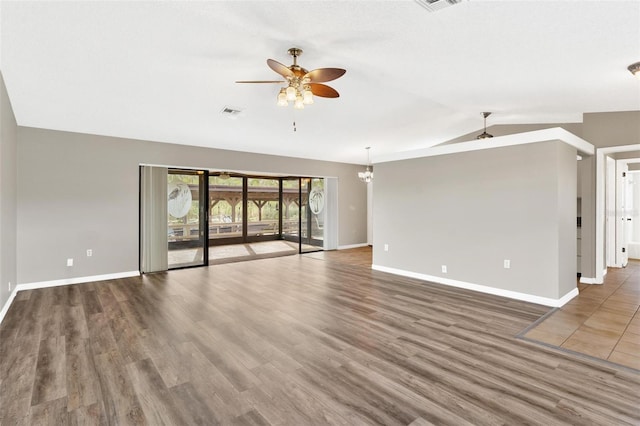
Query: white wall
[{"left": 17, "top": 127, "right": 368, "bottom": 284}]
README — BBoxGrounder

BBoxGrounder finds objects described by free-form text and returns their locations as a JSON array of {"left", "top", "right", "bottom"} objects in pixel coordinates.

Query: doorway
[{"left": 140, "top": 167, "right": 331, "bottom": 272}]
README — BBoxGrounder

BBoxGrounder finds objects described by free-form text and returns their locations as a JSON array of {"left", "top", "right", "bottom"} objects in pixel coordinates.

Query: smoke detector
[{"left": 415, "top": 0, "right": 466, "bottom": 12}]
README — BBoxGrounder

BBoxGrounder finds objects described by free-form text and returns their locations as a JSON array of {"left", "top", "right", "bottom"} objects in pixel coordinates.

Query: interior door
[
  {"left": 616, "top": 163, "right": 629, "bottom": 267},
  {"left": 622, "top": 165, "right": 632, "bottom": 266},
  {"left": 167, "top": 169, "right": 208, "bottom": 269}
]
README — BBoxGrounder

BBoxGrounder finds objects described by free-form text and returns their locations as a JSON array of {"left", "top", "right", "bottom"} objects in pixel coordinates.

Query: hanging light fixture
[
  {"left": 237, "top": 47, "right": 345, "bottom": 110},
  {"left": 358, "top": 147, "right": 374, "bottom": 183},
  {"left": 476, "top": 112, "right": 494, "bottom": 139},
  {"left": 628, "top": 61, "right": 640, "bottom": 79}
]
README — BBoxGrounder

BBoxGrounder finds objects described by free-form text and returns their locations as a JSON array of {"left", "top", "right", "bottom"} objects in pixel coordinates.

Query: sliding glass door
[
  {"left": 282, "top": 178, "right": 301, "bottom": 245},
  {"left": 300, "top": 178, "right": 324, "bottom": 253},
  {"left": 281, "top": 177, "right": 324, "bottom": 253},
  {"left": 209, "top": 174, "right": 244, "bottom": 244},
  {"left": 167, "top": 170, "right": 207, "bottom": 269},
  {"left": 159, "top": 171, "right": 326, "bottom": 270},
  {"left": 247, "top": 178, "right": 280, "bottom": 240},
  {"left": 307, "top": 178, "right": 325, "bottom": 249}
]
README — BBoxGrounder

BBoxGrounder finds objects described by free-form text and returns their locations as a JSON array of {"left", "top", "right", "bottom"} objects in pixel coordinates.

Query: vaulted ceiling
[{"left": 1, "top": 1, "right": 639, "bottom": 164}]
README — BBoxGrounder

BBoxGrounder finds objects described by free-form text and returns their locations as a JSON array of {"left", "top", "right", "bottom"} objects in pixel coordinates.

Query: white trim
[
  {"left": 556, "top": 288, "right": 581, "bottom": 306},
  {"left": 372, "top": 264, "right": 579, "bottom": 307},
  {"left": 579, "top": 276, "right": 602, "bottom": 285},
  {"left": 338, "top": 243, "right": 369, "bottom": 250},
  {"left": 374, "top": 128, "right": 594, "bottom": 164},
  {"left": 0, "top": 288, "right": 19, "bottom": 325},
  {"left": 16, "top": 271, "right": 140, "bottom": 292},
  {"left": 595, "top": 144, "right": 640, "bottom": 284}
]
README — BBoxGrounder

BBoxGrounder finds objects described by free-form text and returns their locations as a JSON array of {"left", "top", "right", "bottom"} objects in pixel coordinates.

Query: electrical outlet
[
  {"left": 504, "top": 259, "right": 511, "bottom": 269},
  {"left": 384, "top": 244, "right": 389, "bottom": 252},
  {"left": 441, "top": 265, "right": 447, "bottom": 273},
  {"left": 67, "top": 258, "right": 73, "bottom": 267},
  {"left": 8, "top": 282, "right": 11, "bottom": 292},
  {"left": 87, "top": 249, "right": 93, "bottom": 257}
]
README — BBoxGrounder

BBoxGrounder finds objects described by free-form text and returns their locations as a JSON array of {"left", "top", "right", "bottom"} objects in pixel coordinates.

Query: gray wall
[
  {"left": 17, "top": 127, "right": 367, "bottom": 284},
  {"left": 435, "top": 112, "right": 640, "bottom": 281},
  {"left": 0, "top": 72, "right": 18, "bottom": 310},
  {"left": 373, "top": 140, "right": 576, "bottom": 300}
]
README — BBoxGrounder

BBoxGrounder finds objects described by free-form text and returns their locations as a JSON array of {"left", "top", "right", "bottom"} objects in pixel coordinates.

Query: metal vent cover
[
  {"left": 220, "top": 106, "right": 243, "bottom": 119},
  {"left": 415, "top": 0, "right": 465, "bottom": 12}
]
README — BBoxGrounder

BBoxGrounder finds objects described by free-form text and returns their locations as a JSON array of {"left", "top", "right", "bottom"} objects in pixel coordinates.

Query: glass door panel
[
  {"left": 167, "top": 170, "right": 207, "bottom": 269},
  {"left": 300, "top": 178, "right": 310, "bottom": 247},
  {"left": 309, "top": 178, "right": 325, "bottom": 244},
  {"left": 209, "top": 174, "right": 243, "bottom": 242},
  {"left": 247, "top": 178, "right": 280, "bottom": 238},
  {"left": 300, "top": 178, "right": 323, "bottom": 253},
  {"left": 282, "top": 178, "right": 301, "bottom": 246}
]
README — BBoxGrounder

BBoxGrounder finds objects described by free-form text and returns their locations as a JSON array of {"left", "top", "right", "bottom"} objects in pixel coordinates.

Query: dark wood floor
[{"left": 1, "top": 247, "right": 639, "bottom": 425}]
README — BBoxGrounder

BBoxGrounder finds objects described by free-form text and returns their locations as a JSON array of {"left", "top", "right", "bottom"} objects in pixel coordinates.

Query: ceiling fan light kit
[
  {"left": 237, "top": 47, "right": 346, "bottom": 109},
  {"left": 628, "top": 61, "right": 640, "bottom": 79}
]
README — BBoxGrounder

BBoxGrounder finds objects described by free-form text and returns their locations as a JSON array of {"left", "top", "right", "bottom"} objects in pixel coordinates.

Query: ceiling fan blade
[
  {"left": 309, "top": 83, "right": 339, "bottom": 98},
  {"left": 267, "top": 59, "right": 294, "bottom": 78},
  {"left": 235, "top": 80, "right": 285, "bottom": 83},
  {"left": 305, "top": 68, "right": 346, "bottom": 83}
]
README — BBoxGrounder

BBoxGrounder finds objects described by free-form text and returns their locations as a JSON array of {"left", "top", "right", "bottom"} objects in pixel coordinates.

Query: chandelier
[
  {"left": 358, "top": 147, "right": 374, "bottom": 183},
  {"left": 628, "top": 61, "right": 640, "bottom": 79},
  {"left": 476, "top": 112, "right": 494, "bottom": 139}
]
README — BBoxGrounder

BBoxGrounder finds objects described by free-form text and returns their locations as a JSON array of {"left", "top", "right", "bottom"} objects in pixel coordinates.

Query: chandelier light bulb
[
  {"left": 294, "top": 93, "right": 304, "bottom": 109},
  {"left": 277, "top": 89, "right": 288, "bottom": 106},
  {"left": 286, "top": 85, "right": 297, "bottom": 101},
  {"left": 303, "top": 86, "right": 314, "bottom": 104}
]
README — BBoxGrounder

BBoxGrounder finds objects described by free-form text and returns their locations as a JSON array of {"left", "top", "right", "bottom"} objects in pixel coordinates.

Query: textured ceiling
[{"left": 1, "top": 1, "right": 639, "bottom": 164}]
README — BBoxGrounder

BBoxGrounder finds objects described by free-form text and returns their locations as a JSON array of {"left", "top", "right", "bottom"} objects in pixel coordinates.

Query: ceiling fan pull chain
[{"left": 293, "top": 121, "right": 296, "bottom": 132}]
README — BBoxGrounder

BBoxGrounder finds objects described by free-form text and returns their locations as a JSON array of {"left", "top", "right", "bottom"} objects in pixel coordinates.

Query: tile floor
[{"left": 524, "top": 259, "right": 640, "bottom": 370}]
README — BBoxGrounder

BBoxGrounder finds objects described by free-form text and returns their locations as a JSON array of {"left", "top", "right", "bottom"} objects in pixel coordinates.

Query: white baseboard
[
  {"left": 338, "top": 243, "right": 369, "bottom": 250},
  {"left": 16, "top": 271, "right": 140, "bottom": 292},
  {"left": 371, "top": 264, "right": 579, "bottom": 307},
  {"left": 0, "top": 288, "right": 19, "bottom": 325},
  {"left": 579, "top": 276, "right": 602, "bottom": 284}
]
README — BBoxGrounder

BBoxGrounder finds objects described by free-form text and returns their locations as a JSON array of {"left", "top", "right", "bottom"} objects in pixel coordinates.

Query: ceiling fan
[{"left": 236, "top": 47, "right": 346, "bottom": 109}]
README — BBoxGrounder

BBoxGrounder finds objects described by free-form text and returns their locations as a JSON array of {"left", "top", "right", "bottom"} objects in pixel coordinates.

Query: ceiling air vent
[
  {"left": 415, "top": 0, "right": 465, "bottom": 12},
  {"left": 220, "top": 106, "right": 243, "bottom": 119}
]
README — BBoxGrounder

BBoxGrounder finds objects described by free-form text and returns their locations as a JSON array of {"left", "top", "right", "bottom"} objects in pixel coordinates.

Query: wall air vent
[
  {"left": 220, "top": 106, "right": 244, "bottom": 119},
  {"left": 415, "top": 0, "right": 465, "bottom": 12}
]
